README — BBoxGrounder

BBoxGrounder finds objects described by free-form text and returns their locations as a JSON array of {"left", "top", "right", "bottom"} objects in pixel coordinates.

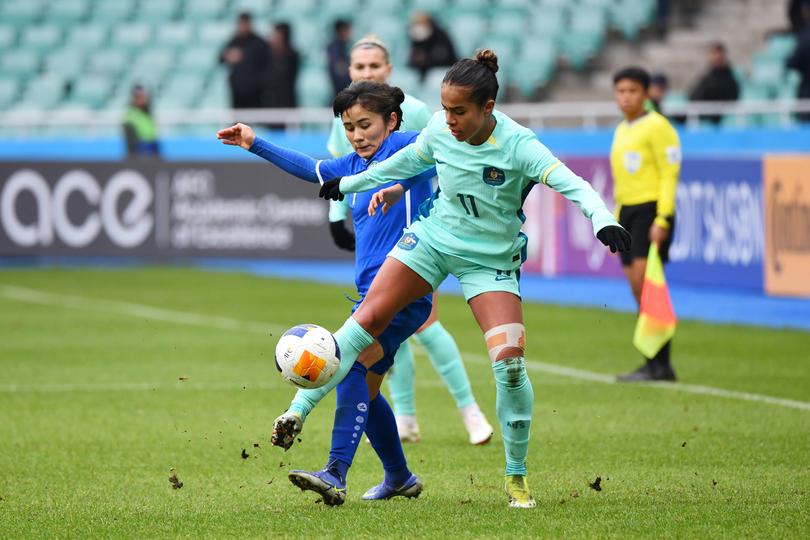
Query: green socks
[
  {"left": 415, "top": 321, "right": 475, "bottom": 409},
  {"left": 387, "top": 340, "right": 416, "bottom": 416},
  {"left": 492, "top": 357, "right": 534, "bottom": 476}
]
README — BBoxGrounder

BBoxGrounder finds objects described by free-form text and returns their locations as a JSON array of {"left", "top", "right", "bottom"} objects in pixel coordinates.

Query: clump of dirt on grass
[
  {"left": 241, "top": 448, "right": 249, "bottom": 459},
  {"left": 169, "top": 469, "right": 183, "bottom": 489},
  {"left": 588, "top": 476, "right": 602, "bottom": 492},
  {"left": 253, "top": 443, "right": 260, "bottom": 448}
]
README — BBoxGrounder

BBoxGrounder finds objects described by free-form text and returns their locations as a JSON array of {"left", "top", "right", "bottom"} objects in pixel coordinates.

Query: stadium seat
[
  {"left": 43, "top": 49, "right": 86, "bottom": 79},
  {"left": 0, "top": 25, "right": 17, "bottom": 50},
  {"left": 137, "top": 0, "right": 181, "bottom": 22},
  {"left": 180, "top": 0, "right": 227, "bottom": 21},
  {"left": 131, "top": 47, "right": 177, "bottom": 82},
  {"left": 297, "top": 68, "right": 333, "bottom": 107},
  {"left": 446, "top": 14, "right": 488, "bottom": 57},
  {"left": 452, "top": 0, "right": 491, "bottom": 13},
  {"left": 1, "top": 49, "right": 41, "bottom": 78},
  {"left": 364, "top": 0, "right": 405, "bottom": 15},
  {"left": 155, "top": 23, "right": 195, "bottom": 48},
  {"left": 198, "top": 72, "right": 231, "bottom": 108},
  {"left": 231, "top": 0, "right": 272, "bottom": 16},
  {"left": 410, "top": 0, "right": 447, "bottom": 14},
  {"left": 491, "top": 14, "right": 528, "bottom": 45},
  {"left": 68, "top": 74, "right": 115, "bottom": 109},
  {"left": 420, "top": 67, "right": 448, "bottom": 106},
  {"left": 528, "top": 6, "right": 567, "bottom": 43},
  {"left": 21, "top": 25, "right": 62, "bottom": 53},
  {"left": 321, "top": 0, "right": 360, "bottom": 20},
  {"left": 112, "top": 24, "right": 154, "bottom": 51},
  {"left": 88, "top": 49, "right": 131, "bottom": 77},
  {"left": 0, "top": 0, "right": 44, "bottom": 25},
  {"left": 199, "top": 22, "right": 234, "bottom": 47},
  {"left": 388, "top": 68, "right": 422, "bottom": 95},
  {"left": 65, "top": 24, "right": 107, "bottom": 50},
  {"left": 292, "top": 21, "right": 328, "bottom": 56},
  {"left": 44, "top": 0, "right": 90, "bottom": 25},
  {"left": 177, "top": 46, "right": 221, "bottom": 75},
  {"left": 0, "top": 78, "right": 21, "bottom": 109},
  {"left": 90, "top": 0, "right": 135, "bottom": 24},
  {"left": 750, "top": 58, "right": 785, "bottom": 90},
  {"left": 22, "top": 74, "right": 65, "bottom": 109}
]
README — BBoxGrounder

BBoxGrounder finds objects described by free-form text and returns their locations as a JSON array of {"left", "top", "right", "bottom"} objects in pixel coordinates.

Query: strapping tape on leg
[{"left": 484, "top": 323, "right": 525, "bottom": 362}]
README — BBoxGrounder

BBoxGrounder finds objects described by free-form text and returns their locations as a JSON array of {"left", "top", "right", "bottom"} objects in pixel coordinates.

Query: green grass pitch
[{"left": 1, "top": 267, "right": 808, "bottom": 538}]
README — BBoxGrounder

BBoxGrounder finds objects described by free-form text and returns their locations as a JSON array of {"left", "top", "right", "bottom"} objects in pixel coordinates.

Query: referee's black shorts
[{"left": 617, "top": 201, "right": 675, "bottom": 266}]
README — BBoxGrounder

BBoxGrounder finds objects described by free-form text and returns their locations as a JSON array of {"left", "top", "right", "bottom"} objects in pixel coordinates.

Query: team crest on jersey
[
  {"left": 483, "top": 166, "right": 506, "bottom": 186},
  {"left": 397, "top": 232, "right": 419, "bottom": 250}
]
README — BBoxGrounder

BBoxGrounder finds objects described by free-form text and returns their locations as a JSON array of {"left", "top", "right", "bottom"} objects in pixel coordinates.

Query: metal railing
[{"left": 2, "top": 99, "right": 810, "bottom": 135}]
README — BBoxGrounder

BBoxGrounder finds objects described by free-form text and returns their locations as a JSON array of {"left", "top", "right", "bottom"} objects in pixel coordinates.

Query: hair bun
[
  {"left": 390, "top": 86, "right": 405, "bottom": 106},
  {"left": 475, "top": 49, "right": 499, "bottom": 74}
]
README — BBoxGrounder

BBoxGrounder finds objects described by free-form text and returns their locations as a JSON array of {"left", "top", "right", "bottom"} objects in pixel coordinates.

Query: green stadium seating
[
  {"left": 177, "top": 46, "right": 220, "bottom": 77},
  {"left": 90, "top": 0, "right": 135, "bottom": 24},
  {"left": 137, "top": 0, "right": 181, "bottom": 22},
  {"left": 197, "top": 72, "right": 231, "bottom": 108},
  {"left": 0, "top": 78, "right": 21, "bottom": 109},
  {"left": 297, "top": 68, "right": 333, "bottom": 107},
  {"left": 21, "top": 25, "right": 62, "bottom": 53},
  {"left": 750, "top": 58, "right": 785, "bottom": 90},
  {"left": 65, "top": 24, "right": 107, "bottom": 50},
  {"left": 364, "top": 0, "right": 405, "bottom": 15},
  {"left": 199, "top": 22, "right": 234, "bottom": 46},
  {"left": 1, "top": 49, "right": 41, "bottom": 78},
  {"left": 22, "top": 74, "right": 65, "bottom": 109},
  {"left": 528, "top": 7, "right": 566, "bottom": 45},
  {"left": 131, "top": 47, "right": 177, "bottom": 82},
  {"left": 447, "top": 14, "right": 488, "bottom": 57},
  {"left": 44, "top": 0, "right": 89, "bottom": 25},
  {"left": 156, "top": 23, "right": 195, "bottom": 48},
  {"left": 411, "top": 0, "right": 446, "bottom": 14},
  {"left": 112, "top": 24, "right": 154, "bottom": 51},
  {"left": 321, "top": 0, "right": 361, "bottom": 20},
  {"left": 231, "top": 0, "right": 272, "bottom": 16},
  {"left": 388, "top": 68, "right": 422, "bottom": 95},
  {"left": 292, "top": 21, "right": 328, "bottom": 56},
  {"left": 43, "top": 49, "right": 86, "bottom": 79},
  {"left": 491, "top": 13, "right": 528, "bottom": 45},
  {"left": 0, "top": 25, "right": 17, "bottom": 49},
  {"left": 453, "top": 0, "right": 491, "bottom": 12},
  {"left": 68, "top": 74, "right": 114, "bottom": 108},
  {"left": 0, "top": 0, "right": 44, "bottom": 25},
  {"left": 182, "top": 0, "right": 228, "bottom": 21},
  {"left": 88, "top": 49, "right": 131, "bottom": 77}
]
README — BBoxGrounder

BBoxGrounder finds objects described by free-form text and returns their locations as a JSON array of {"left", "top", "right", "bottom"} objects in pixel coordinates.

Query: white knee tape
[{"left": 484, "top": 323, "right": 525, "bottom": 362}]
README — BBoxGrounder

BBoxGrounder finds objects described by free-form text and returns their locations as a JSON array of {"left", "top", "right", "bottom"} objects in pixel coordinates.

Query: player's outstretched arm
[
  {"left": 216, "top": 123, "right": 323, "bottom": 184},
  {"left": 339, "top": 142, "right": 435, "bottom": 194}
]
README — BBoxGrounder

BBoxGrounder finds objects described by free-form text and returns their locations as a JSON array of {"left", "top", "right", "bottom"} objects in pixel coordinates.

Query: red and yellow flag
[{"left": 633, "top": 244, "right": 676, "bottom": 358}]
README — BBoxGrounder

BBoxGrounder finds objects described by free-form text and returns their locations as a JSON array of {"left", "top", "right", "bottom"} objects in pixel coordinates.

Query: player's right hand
[
  {"left": 368, "top": 184, "right": 405, "bottom": 216},
  {"left": 329, "top": 220, "right": 355, "bottom": 251},
  {"left": 216, "top": 122, "right": 255, "bottom": 150},
  {"left": 597, "top": 225, "right": 632, "bottom": 253},
  {"left": 271, "top": 411, "right": 303, "bottom": 451}
]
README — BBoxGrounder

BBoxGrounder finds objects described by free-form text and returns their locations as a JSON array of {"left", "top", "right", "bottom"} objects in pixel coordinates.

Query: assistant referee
[{"left": 610, "top": 67, "right": 681, "bottom": 382}]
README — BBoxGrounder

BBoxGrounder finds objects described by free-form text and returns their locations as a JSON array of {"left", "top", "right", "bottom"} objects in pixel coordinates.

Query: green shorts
[{"left": 388, "top": 221, "right": 521, "bottom": 302}]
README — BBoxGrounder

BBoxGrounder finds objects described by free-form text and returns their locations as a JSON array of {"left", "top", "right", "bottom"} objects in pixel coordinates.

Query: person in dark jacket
[
  {"left": 219, "top": 12, "right": 270, "bottom": 109},
  {"left": 263, "top": 22, "right": 301, "bottom": 109},
  {"left": 407, "top": 12, "right": 458, "bottom": 80},
  {"left": 689, "top": 42, "right": 739, "bottom": 124},
  {"left": 327, "top": 20, "right": 353, "bottom": 95},
  {"left": 788, "top": 3, "right": 810, "bottom": 122}
]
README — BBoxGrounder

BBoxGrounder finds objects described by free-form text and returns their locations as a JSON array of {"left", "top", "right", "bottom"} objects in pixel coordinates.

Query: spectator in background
[
  {"left": 123, "top": 84, "right": 159, "bottom": 159},
  {"left": 407, "top": 12, "right": 458, "bottom": 81},
  {"left": 327, "top": 20, "right": 353, "bottom": 95},
  {"left": 219, "top": 12, "right": 270, "bottom": 109},
  {"left": 789, "top": 0, "right": 810, "bottom": 33},
  {"left": 645, "top": 72, "right": 669, "bottom": 113},
  {"left": 689, "top": 42, "right": 739, "bottom": 124},
  {"left": 263, "top": 22, "right": 300, "bottom": 109},
  {"left": 788, "top": 1, "right": 810, "bottom": 122}
]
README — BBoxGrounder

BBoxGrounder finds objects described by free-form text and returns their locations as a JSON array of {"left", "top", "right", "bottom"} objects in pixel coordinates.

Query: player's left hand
[
  {"left": 368, "top": 184, "right": 405, "bottom": 216},
  {"left": 319, "top": 178, "right": 344, "bottom": 201},
  {"left": 649, "top": 224, "right": 670, "bottom": 248},
  {"left": 216, "top": 122, "right": 255, "bottom": 150},
  {"left": 597, "top": 225, "right": 631, "bottom": 253}
]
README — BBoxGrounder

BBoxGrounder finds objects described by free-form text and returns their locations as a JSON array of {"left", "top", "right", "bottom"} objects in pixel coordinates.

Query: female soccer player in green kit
[
  {"left": 310, "top": 49, "right": 631, "bottom": 508},
  {"left": 327, "top": 35, "right": 493, "bottom": 445}
]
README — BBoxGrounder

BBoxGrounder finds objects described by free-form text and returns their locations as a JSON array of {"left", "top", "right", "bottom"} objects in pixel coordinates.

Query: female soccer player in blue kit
[
  {"left": 316, "top": 50, "right": 632, "bottom": 508},
  {"left": 217, "top": 81, "right": 433, "bottom": 505},
  {"left": 327, "top": 35, "right": 492, "bottom": 445}
]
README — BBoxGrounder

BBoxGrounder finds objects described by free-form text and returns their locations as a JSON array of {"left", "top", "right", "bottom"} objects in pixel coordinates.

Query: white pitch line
[{"left": 2, "top": 284, "right": 809, "bottom": 412}]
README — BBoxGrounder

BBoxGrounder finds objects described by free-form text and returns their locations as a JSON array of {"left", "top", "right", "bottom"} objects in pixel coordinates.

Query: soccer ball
[{"left": 274, "top": 324, "right": 341, "bottom": 389}]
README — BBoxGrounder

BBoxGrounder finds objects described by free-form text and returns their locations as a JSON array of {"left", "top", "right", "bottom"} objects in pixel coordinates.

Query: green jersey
[
  {"left": 327, "top": 93, "right": 433, "bottom": 222},
  {"left": 341, "top": 110, "right": 618, "bottom": 270}
]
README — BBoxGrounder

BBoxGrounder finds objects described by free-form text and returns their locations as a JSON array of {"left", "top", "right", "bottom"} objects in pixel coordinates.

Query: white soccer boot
[
  {"left": 395, "top": 414, "right": 421, "bottom": 443},
  {"left": 460, "top": 403, "right": 493, "bottom": 445}
]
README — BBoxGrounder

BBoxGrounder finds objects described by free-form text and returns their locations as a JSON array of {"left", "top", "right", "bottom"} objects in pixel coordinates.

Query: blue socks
[
  {"left": 415, "top": 321, "right": 475, "bottom": 409},
  {"left": 326, "top": 362, "right": 369, "bottom": 482},
  {"left": 492, "top": 357, "right": 534, "bottom": 476},
  {"left": 365, "top": 393, "right": 412, "bottom": 487},
  {"left": 386, "top": 340, "right": 416, "bottom": 416}
]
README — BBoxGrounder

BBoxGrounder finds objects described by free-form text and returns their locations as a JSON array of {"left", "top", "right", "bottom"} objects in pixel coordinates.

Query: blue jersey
[{"left": 316, "top": 131, "right": 435, "bottom": 296}]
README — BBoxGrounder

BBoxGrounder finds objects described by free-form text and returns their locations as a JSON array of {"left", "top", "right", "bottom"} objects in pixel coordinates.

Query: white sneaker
[
  {"left": 460, "top": 403, "right": 493, "bottom": 445},
  {"left": 395, "top": 415, "right": 421, "bottom": 443}
]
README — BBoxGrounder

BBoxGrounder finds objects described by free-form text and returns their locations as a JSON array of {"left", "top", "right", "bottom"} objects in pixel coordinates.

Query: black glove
[
  {"left": 597, "top": 225, "right": 632, "bottom": 253},
  {"left": 329, "top": 220, "right": 355, "bottom": 251},
  {"left": 319, "top": 177, "right": 344, "bottom": 201}
]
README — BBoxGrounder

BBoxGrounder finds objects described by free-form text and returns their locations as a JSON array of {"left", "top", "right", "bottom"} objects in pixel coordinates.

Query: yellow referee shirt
[{"left": 610, "top": 111, "right": 681, "bottom": 229}]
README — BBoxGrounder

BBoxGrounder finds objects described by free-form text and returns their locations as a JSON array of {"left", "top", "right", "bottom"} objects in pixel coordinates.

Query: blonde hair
[{"left": 350, "top": 34, "right": 390, "bottom": 64}]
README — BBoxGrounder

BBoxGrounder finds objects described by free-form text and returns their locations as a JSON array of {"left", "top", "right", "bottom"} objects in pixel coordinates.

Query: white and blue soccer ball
[{"left": 274, "top": 324, "right": 341, "bottom": 389}]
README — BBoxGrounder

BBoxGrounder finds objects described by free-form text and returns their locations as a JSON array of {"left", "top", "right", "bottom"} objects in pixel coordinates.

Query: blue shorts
[{"left": 351, "top": 295, "right": 432, "bottom": 375}]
